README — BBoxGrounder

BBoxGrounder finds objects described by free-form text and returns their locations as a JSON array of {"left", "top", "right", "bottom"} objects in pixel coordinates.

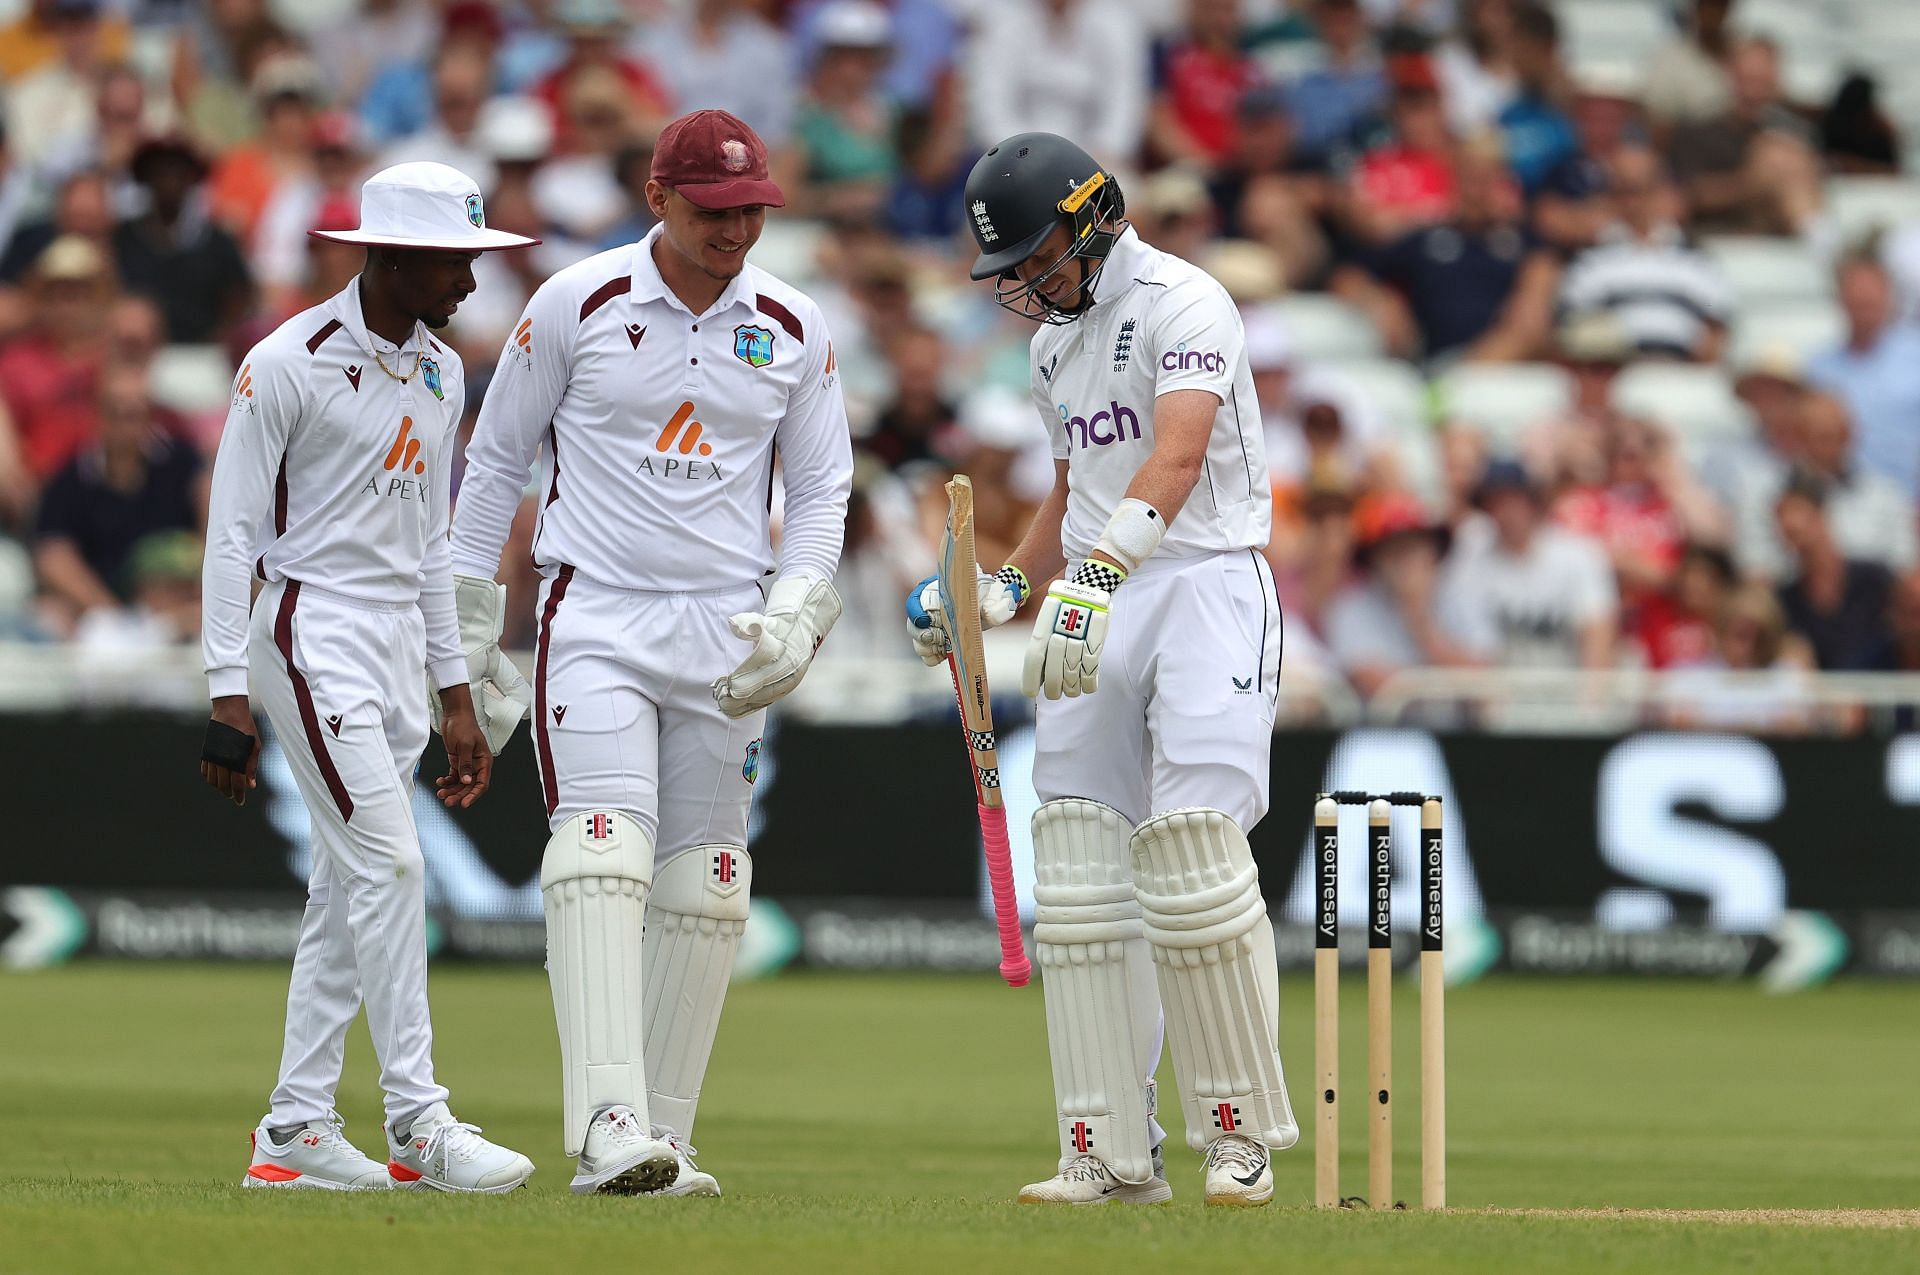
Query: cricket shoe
[
  {"left": 1203, "top": 1133, "right": 1273, "bottom": 1207},
  {"left": 387, "top": 1102, "right": 534, "bottom": 1194},
  {"left": 1017, "top": 1152, "right": 1172, "bottom": 1206},
  {"left": 653, "top": 1127, "right": 721, "bottom": 1197},
  {"left": 243, "top": 1114, "right": 389, "bottom": 1190},
  {"left": 569, "top": 1105, "right": 679, "bottom": 1196}
]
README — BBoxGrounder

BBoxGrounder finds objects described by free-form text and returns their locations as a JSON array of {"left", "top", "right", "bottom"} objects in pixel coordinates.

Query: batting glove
[
  {"left": 1022, "top": 560, "right": 1123, "bottom": 700},
  {"left": 904, "top": 566, "right": 1028, "bottom": 667}
]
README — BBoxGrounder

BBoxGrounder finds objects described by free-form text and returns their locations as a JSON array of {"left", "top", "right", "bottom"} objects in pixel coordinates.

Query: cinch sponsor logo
[
  {"left": 1057, "top": 400, "right": 1142, "bottom": 450},
  {"left": 640, "top": 401, "right": 724, "bottom": 481},
  {"left": 1161, "top": 343, "right": 1225, "bottom": 374}
]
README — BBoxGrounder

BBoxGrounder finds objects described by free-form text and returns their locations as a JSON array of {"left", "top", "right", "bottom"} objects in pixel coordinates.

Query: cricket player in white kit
[
  {"left": 910, "top": 133, "right": 1295, "bottom": 1206},
  {"left": 200, "top": 163, "right": 539, "bottom": 1192},
  {"left": 448, "top": 110, "right": 852, "bottom": 1196}
]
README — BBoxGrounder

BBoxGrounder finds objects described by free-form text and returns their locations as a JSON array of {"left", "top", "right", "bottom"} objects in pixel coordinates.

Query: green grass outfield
[{"left": 1, "top": 966, "right": 1916, "bottom": 1274}]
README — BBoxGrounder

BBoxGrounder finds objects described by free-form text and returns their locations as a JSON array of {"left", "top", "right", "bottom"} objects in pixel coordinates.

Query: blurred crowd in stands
[{"left": 3, "top": 0, "right": 1920, "bottom": 729}]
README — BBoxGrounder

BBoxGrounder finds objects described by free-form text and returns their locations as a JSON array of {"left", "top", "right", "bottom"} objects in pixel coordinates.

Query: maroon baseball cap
[{"left": 649, "top": 109, "right": 785, "bottom": 210}]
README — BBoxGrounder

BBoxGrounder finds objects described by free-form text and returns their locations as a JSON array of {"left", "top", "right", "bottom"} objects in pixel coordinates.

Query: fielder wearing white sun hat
[{"left": 309, "top": 161, "right": 540, "bottom": 252}]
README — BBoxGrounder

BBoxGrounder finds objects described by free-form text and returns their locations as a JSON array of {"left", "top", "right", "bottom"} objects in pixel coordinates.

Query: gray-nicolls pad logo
[{"left": 971, "top": 199, "right": 997, "bottom": 243}]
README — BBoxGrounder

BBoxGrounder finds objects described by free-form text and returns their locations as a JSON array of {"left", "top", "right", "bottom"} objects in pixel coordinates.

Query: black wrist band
[{"left": 203, "top": 719, "right": 255, "bottom": 770}]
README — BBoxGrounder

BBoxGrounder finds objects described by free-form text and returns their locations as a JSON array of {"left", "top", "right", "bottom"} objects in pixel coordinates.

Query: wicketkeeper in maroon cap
[{"left": 447, "top": 106, "right": 852, "bottom": 1197}]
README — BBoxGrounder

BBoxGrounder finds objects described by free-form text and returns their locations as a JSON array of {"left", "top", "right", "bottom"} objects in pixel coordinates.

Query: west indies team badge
[
  {"left": 420, "top": 356, "right": 444, "bottom": 400},
  {"left": 733, "top": 324, "right": 774, "bottom": 368},
  {"left": 742, "top": 738, "right": 761, "bottom": 784}
]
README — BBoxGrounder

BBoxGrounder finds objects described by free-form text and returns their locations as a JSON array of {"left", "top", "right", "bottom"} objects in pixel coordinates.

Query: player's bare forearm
[
  {"left": 1088, "top": 389, "right": 1218, "bottom": 571},
  {"left": 1003, "top": 461, "right": 1070, "bottom": 606}
]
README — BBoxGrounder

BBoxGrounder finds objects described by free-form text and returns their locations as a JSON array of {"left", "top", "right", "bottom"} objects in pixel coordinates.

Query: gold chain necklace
[{"left": 371, "top": 327, "right": 425, "bottom": 383}]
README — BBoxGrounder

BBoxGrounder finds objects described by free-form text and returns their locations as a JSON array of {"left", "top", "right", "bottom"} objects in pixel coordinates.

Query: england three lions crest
[{"left": 733, "top": 324, "right": 775, "bottom": 368}]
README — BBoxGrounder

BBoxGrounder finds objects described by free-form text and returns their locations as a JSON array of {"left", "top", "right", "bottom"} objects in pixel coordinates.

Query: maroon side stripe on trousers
[
  {"left": 273, "top": 581, "right": 354, "bottom": 822},
  {"left": 534, "top": 565, "right": 575, "bottom": 817}
]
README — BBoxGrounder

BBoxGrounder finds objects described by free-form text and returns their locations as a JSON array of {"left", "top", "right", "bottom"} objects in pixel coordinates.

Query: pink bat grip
[{"left": 978, "top": 802, "right": 1031, "bottom": 987}]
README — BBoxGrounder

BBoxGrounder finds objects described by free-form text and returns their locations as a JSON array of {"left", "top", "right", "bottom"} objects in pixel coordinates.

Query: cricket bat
[{"left": 938, "top": 475, "right": 1031, "bottom": 988}]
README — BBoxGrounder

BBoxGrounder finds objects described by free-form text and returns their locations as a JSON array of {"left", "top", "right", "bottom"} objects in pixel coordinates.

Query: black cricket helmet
[{"left": 964, "top": 132, "right": 1127, "bottom": 324}]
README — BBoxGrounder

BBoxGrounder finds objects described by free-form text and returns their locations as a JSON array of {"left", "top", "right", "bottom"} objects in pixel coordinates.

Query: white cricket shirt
[
  {"left": 201, "top": 279, "right": 468, "bottom": 699},
  {"left": 450, "top": 224, "right": 853, "bottom": 591},
  {"left": 1029, "top": 225, "right": 1269, "bottom": 561}
]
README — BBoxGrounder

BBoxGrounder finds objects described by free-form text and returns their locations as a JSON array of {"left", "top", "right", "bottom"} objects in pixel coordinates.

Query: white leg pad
[
  {"left": 542, "top": 810, "right": 653, "bottom": 1157},
  {"left": 1032, "top": 799, "right": 1163, "bottom": 1185},
  {"left": 1132, "top": 807, "right": 1299, "bottom": 1154},
  {"left": 642, "top": 845, "right": 751, "bottom": 1140}
]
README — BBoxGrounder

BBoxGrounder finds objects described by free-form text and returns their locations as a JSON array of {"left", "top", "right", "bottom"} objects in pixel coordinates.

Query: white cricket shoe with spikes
[
  {"left": 1202, "top": 1133, "right": 1273, "bottom": 1207},
  {"left": 654, "top": 1126, "right": 721, "bottom": 1197},
  {"left": 387, "top": 1102, "right": 534, "bottom": 1194},
  {"left": 569, "top": 1105, "right": 679, "bottom": 1196},
  {"left": 243, "top": 1115, "right": 389, "bottom": 1190},
  {"left": 1017, "top": 1152, "right": 1172, "bottom": 1206}
]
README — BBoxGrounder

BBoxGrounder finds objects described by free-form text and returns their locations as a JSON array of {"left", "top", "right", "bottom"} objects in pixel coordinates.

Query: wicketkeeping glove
[
  {"left": 428, "top": 574, "right": 533, "bottom": 754},
  {"left": 1022, "top": 559, "right": 1124, "bottom": 700},
  {"left": 904, "top": 566, "right": 1028, "bottom": 666},
  {"left": 712, "top": 575, "right": 843, "bottom": 718}
]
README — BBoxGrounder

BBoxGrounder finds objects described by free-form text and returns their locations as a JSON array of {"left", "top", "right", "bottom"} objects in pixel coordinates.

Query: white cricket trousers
[
  {"left": 1033, "top": 549, "right": 1283, "bottom": 828},
  {"left": 530, "top": 565, "right": 766, "bottom": 856},
  {"left": 252, "top": 577, "right": 448, "bottom": 1131}
]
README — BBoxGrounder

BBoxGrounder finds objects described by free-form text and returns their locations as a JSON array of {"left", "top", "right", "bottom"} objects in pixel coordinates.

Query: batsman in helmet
[{"left": 909, "top": 133, "right": 1296, "bottom": 1205}]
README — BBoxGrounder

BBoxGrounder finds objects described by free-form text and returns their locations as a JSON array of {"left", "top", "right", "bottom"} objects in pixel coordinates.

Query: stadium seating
[
  {"left": 1265, "top": 294, "right": 1386, "bottom": 361},
  {"left": 1703, "top": 236, "right": 1833, "bottom": 309},
  {"left": 1824, "top": 177, "right": 1920, "bottom": 245},
  {"left": 1315, "top": 357, "right": 1430, "bottom": 436},
  {"left": 1433, "top": 363, "right": 1574, "bottom": 448},
  {"left": 1729, "top": 302, "right": 1847, "bottom": 366},
  {"left": 1609, "top": 363, "right": 1754, "bottom": 447}
]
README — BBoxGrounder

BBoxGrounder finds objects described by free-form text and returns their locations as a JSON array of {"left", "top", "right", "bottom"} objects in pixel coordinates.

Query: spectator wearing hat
[
  {"left": 532, "top": 0, "right": 671, "bottom": 156},
  {"left": 1325, "top": 492, "right": 1483, "bottom": 697},
  {"left": 1246, "top": 306, "right": 1395, "bottom": 492},
  {"left": 1285, "top": 0, "right": 1386, "bottom": 165},
  {"left": 32, "top": 361, "right": 204, "bottom": 634},
  {"left": 1493, "top": 2, "right": 1575, "bottom": 196},
  {"left": 794, "top": 1, "right": 901, "bottom": 220},
  {"left": 1665, "top": 36, "right": 1823, "bottom": 237},
  {"left": 1805, "top": 253, "right": 1920, "bottom": 503},
  {"left": 1697, "top": 342, "right": 1808, "bottom": 513},
  {"left": 1773, "top": 469, "right": 1894, "bottom": 671},
  {"left": 1439, "top": 459, "right": 1618, "bottom": 668},
  {"left": 644, "top": 0, "right": 799, "bottom": 148},
  {"left": 1734, "top": 393, "right": 1915, "bottom": 582},
  {"left": 455, "top": 98, "right": 562, "bottom": 350},
  {"left": 1268, "top": 474, "right": 1358, "bottom": 638},
  {"left": 967, "top": 0, "right": 1149, "bottom": 170},
  {"left": 208, "top": 56, "right": 328, "bottom": 245},
  {"left": 1336, "top": 138, "right": 1559, "bottom": 363},
  {"left": 1133, "top": 167, "right": 1217, "bottom": 263},
  {"left": 1147, "top": 0, "right": 1265, "bottom": 169},
  {"left": 1556, "top": 146, "right": 1730, "bottom": 362},
  {"left": 0, "top": 234, "right": 110, "bottom": 481},
  {"left": 1818, "top": 73, "right": 1901, "bottom": 177},
  {"left": 113, "top": 135, "right": 252, "bottom": 345}
]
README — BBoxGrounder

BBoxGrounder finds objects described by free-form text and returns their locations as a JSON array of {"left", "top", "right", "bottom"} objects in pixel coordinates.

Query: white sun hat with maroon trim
[{"left": 309, "top": 162, "right": 539, "bottom": 251}]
